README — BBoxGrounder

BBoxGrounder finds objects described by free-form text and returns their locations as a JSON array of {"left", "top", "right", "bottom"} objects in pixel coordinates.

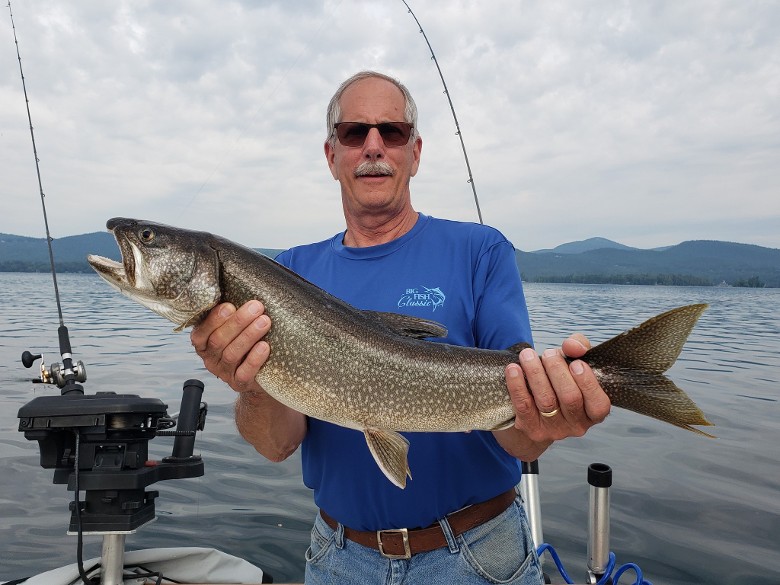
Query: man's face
[{"left": 324, "top": 77, "right": 422, "bottom": 219}]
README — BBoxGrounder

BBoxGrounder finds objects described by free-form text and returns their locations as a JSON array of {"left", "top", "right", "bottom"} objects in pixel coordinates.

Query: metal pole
[
  {"left": 520, "top": 460, "right": 544, "bottom": 548},
  {"left": 587, "top": 463, "right": 612, "bottom": 579},
  {"left": 100, "top": 533, "right": 126, "bottom": 585}
]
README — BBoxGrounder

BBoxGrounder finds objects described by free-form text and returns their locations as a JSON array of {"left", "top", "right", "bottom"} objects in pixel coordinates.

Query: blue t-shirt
[{"left": 275, "top": 213, "right": 533, "bottom": 531}]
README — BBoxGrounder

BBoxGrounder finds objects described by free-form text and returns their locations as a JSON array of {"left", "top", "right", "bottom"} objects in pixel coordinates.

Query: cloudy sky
[{"left": 1, "top": 0, "right": 778, "bottom": 252}]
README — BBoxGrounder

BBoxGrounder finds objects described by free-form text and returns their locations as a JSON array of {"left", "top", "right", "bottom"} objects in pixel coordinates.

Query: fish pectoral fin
[
  {"left": 491, "top": 417, "right": 516, "bottom": 431},
  {"left": 177, "top": 312, "right": 208, "bottom": 332},
  {"left": 364, "top": 428, "right": 412, "bottom": 489},
  {"left": 363, "top": 311, "right": 448, "bottom": 339}
]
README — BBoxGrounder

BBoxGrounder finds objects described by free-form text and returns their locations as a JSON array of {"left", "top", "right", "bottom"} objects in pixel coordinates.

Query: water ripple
[{"left": 2, "top": 277, "right": 779, "bottom": 583}]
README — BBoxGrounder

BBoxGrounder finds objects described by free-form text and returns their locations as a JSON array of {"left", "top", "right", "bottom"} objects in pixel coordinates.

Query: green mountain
[
  {"left": 532, "top": 237, "right": 639, "bottom": 254},
  {"left": 517, "top": 240, "right": 780, "bottom": 287},
  {"left": 0, "top": 232, "right": 118, "bottom": 273},
  {"left": 0, "top": 232, "right": 284, "bottom": 273},
  {"left": 1, "top": 232, "right": 777, "bottom": 287}
]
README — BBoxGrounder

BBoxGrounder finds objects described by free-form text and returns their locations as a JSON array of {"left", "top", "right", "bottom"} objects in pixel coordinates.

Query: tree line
[
  {"left": 0, "top": 262, "right": 768, "bottom": 287},
  {"left": 521, "top": 272, "right": 764, "bottom": 287}
]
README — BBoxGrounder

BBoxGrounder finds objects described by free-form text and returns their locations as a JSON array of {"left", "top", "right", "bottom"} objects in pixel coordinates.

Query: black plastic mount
[{"left": 17, "top": 380, "right": 206, "bottom": 533}]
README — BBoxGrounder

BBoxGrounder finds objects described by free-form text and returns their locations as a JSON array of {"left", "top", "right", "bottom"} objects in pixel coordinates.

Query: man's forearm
[{"left": 235, "top": 389, "right": 307, "bottom": 462}]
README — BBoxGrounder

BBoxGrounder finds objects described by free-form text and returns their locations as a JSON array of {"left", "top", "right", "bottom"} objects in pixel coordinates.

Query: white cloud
[{"left": 1, "top": 0, "right": 778, "bottom": 251}]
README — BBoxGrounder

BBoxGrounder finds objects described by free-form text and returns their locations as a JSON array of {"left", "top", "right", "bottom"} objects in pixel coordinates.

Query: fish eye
[{"left": 139, "top": 227, "right": 155, "bottom": 243}]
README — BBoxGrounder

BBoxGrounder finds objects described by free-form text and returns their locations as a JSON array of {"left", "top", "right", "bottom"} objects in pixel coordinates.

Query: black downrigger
[{"left": 17, "top": 325, "right": 207, "bottom": 585}]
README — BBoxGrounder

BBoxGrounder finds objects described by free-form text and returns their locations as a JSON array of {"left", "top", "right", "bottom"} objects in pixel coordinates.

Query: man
[{"left": 191, "top": 71, "right": 611, "bottom": 584}]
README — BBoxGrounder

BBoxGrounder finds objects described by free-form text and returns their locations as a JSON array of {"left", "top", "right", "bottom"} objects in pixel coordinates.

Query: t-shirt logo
[{"left": 397, "top": 286, "right": 446, "bottom": 312}]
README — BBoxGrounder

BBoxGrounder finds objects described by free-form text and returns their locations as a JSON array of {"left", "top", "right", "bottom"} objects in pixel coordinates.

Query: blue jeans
[{"left": 304, "top": 495, "right": 543, "bottom": 584}]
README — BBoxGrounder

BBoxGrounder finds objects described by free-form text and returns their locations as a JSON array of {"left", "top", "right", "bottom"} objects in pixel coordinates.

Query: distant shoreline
[
  {"left": 0, "top": 266, "right": 770, "bottom": 288},
  {"left": 3, "top": 233, "right": 778, "bottom": 287}
]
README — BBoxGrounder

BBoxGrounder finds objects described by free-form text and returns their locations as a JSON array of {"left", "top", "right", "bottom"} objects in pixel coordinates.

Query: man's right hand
[
  {"left": 192, "top": 300, "right": 306, "bottom": 461},
  {"left": 190, "top": 300, "right": 271, "bottom": 393}
]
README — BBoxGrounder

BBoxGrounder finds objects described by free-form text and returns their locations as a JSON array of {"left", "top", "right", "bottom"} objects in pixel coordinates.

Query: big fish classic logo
[{"left": 397, "top": 286, "right": 446, "bottom": 312}]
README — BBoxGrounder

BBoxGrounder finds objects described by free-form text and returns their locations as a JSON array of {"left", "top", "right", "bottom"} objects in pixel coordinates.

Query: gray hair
[{"left": 325, "top": 70, "right": 419, "bottom": 146}]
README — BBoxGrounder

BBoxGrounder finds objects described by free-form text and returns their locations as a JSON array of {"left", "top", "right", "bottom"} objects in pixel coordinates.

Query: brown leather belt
[{"left": 320, "top": 488, "right": 516, "bottom": 560}]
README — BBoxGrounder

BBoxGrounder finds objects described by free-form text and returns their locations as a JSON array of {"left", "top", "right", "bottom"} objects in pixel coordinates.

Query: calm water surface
[{"left": 1, "top": 274, "right": 778, "bottom": 584}]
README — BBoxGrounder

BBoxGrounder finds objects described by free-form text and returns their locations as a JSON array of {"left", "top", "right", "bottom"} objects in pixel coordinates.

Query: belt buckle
[{"left": 377, "top": 528, "right": 411, "bottom": 560}]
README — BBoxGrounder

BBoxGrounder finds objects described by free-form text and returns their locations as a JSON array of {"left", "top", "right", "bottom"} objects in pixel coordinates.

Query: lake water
[{"left": 1, "top": 274, "right": 778, "bottom": 584}]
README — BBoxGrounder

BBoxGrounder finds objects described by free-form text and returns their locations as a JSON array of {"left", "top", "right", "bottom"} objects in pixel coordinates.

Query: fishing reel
[{"left": 22, "top": 350, "right": 87, "bottom": 388}]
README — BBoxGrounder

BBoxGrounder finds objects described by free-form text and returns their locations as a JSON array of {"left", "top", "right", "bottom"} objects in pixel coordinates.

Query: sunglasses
[{"left": 333, "top": 122, "right": 414, "bottom": 148}]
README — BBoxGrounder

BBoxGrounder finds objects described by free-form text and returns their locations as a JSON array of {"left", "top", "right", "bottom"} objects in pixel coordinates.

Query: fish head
[{"left": 87, "top": 217, "right": 222, "bottom": 331}]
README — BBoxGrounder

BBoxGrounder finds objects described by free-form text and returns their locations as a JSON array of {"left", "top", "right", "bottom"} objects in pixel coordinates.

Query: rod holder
[
  {"left": 169, "top": 379, "right": 205, "bottom": 460},
  {"left": 520, "top": 460, "right": 544, "bottom": 549},
  {"left": 587, "top": 462, "right": 612, "bottom": 578}
]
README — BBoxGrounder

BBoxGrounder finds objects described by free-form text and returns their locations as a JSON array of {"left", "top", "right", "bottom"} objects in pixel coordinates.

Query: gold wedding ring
[{"left": 540, "top": 408, "right": 560, "bottom": 418}]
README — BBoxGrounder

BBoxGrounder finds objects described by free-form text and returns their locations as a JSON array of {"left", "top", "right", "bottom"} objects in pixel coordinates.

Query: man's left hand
[{"left": 494, "top": 334, "right": 611, "bottom": 461}]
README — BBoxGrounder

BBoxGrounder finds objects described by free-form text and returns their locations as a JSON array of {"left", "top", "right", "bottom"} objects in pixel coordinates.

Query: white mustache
[{"left": 354, "top": 161, "right": 395, "bottom": 177}]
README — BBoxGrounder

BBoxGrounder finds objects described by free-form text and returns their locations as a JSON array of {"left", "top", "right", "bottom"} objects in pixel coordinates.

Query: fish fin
[
  {"left": 364, "top": 311, "right": 448, "bottom": 339},
  {"left": 584, "top": 304, "right": 708, "bottom": 374},
  {"left": 364, "top": 428, "right": 412, "bottom": 489},
  {"left": 684, "top": 425, "right": 717, "bottom": 439},
  {"left": 602, "top": 370, "right": 716, "bottom": 437},
  {"left": 177, "top": 312, "right": 208, "bottom": 332},
  {"left": 491, "top": 417, "right": 517, "bottom": 431},
  {"left": 507, "top": 342, "right": 533, "bottom": 355}
]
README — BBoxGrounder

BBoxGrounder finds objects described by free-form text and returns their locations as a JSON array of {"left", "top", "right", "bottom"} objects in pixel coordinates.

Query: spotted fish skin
[{"left": 88, "top": 218, "right": 714, "bottom": 488}]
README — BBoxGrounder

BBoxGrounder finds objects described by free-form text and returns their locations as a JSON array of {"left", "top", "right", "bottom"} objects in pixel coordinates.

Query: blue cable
[
  {"left": 596, "top": 552, "right": 617, "bottom": 585},
  {"left": 612, "top": 562, "right": 653, "bottom": 585},
  {"left": 536, "top": 543, "right": 575, "bottom": 584},
  {"left": 536, "top": 544, "right": 653, "bottom": 585}
]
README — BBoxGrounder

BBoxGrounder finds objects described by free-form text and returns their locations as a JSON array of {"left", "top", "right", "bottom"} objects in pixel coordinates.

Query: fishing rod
[
  {"left": 399, "top": 7, "right": 656, "bottom": 583},
  {"left": 8, "top": 0, "right": 86, "bottom": 395},
  {"left": 8, "top": 5, "right": 209, "bottom": 584},
  {"left": 400, "top": 0, "right": 484, "bottom": 224}
]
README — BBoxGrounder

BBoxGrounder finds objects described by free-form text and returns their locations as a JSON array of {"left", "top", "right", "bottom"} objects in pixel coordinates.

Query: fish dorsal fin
[
  {"left": 507, "top": 341, "right": 532, "bottom": 355},
  {"left": 364, "top": 311, "right": 448, "bottom": 339},
  {"left": 364, "top": 428, "right": 412, "bottom": 489},
  {"left": 584, "top": 304, "right": 708, "bottom": 374}
]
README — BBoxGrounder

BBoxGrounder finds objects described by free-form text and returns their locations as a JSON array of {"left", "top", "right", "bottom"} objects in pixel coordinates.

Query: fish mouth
[
  {"left": 87, "top": 247, "right": 153, "bottom": 304},
  {"left": 86, "top": 254, "right": 129, "bottom": 289},
  {"left": 87, "top": 222, "right": 138, "bottom": 290}
]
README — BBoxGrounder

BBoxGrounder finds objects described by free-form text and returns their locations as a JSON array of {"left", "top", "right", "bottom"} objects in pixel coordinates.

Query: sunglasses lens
[
  {"left": 378, "top": 123, "right": 411, "bottom": 146},
  {"left": 337, "top": 123, "right": 370, "bottom": 146},
  {"left": 335, "top": 123, "right": 412, "bottom": 147}
]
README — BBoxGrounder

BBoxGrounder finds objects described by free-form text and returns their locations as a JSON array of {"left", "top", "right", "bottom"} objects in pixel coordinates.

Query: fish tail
[
  {"left": 583, "top": 303, "right": 708, "bottom": 374},
  {"left": 585, "top": 304, "right": 714, "bottom": 436},
  {"left": 600, "top": 373, "right": 715, "bottom": 437}
]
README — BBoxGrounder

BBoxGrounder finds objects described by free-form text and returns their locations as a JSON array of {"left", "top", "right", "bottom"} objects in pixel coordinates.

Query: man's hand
[
  {"left": 494, "top": 334, "right": 611, "bottom": 461},
  {"left": 190, "top": 300, "right": 271, "bottom": 392},
  {"left": 192, "top": 300, "right": 307, "bottom": 461}
]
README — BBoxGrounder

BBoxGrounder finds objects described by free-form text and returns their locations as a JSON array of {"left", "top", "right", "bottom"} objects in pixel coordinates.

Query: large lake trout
[{"left": 88, "top": 218, "right": 714, "bottom": 488}]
